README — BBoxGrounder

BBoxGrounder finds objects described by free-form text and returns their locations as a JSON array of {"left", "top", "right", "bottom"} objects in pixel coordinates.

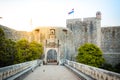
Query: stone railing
[
  {"left": 65, "top": 60, "right": 120, "bottom": 80},
  {"left": 0, "top": 59, "right": 43, "bottom": 80}
]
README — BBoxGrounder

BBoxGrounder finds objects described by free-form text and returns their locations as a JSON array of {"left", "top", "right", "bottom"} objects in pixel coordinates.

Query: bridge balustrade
[
  {"left": 65, "top": 60, "right": 120, "bottom": 80},
  {"left": 0, "top": 60, "right": 43, "bottom": 80}
]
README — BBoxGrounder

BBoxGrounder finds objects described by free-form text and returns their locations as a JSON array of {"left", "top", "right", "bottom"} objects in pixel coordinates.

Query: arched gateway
[
  {"left": 43, "top": 29, "right": 60, "bottom": 64},
  {"left": 47, "top": 49, "right": 57, "bottom": 62},
  {"left": 44, "top": 48, "right": 60, "bottom": 64}
]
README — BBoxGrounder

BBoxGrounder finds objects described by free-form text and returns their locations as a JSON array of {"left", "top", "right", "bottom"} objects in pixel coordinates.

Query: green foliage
[
  {"left": 0, "top": 28, "right": 5, "bottom": 49},
  {"left": 76, "top": 43, "right": 105, "bottom": 67},
  {"left": 14, "top": 39, "right": 29, "bottom": 63},
  {"left": 14, "top": 39, "right": 43, "bottom": 64},
  {"left": 114, "top": 63, "right": 120, "bottom": 73},
  {"left": 101, "top": 63, "right": 120, "bottom": 73},
  {"left": 0, "top": 28, "right": 17, "bottom": 67},
  {"left": 29, "top": 41, "right": 43, "bottom": 60},
  {"left": 0, "top": 28, "right": 5, "bottom": 39},
  {"left": 100, "top": 63, "right": 113, "bottom": 71},
  {"left": 0, "top": 28, "right": 43, "bottom": 67}
]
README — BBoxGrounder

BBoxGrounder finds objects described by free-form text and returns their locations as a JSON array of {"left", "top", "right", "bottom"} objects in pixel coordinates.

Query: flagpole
[
  {"left": 73, "top": 11, "right": 74, "bottom": 19},
  {"left": 73, "top": 8, "right": 74, "bottom": 19}
]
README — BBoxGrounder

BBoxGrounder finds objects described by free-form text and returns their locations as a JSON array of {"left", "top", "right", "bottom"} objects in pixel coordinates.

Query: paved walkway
[{"left": 23, "top": 65, "right": 81, "bottom": 80}]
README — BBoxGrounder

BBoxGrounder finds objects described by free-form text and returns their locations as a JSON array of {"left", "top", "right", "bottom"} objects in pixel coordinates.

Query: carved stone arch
[
  {"left": 47, "top": 49, "right": 57, "bottom": 62},
  {"left": 44, "top": 48, "right": 60, "bottom": 64}
]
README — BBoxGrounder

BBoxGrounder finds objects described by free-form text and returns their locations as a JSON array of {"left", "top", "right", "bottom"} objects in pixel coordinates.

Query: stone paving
[{"left": 23, "top": 65, "right": 81, "bottom": 80}]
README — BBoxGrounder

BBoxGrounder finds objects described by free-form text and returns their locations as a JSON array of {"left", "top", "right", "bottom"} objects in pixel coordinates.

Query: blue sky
[{"left": 0, "top": 0, "right": 120, "bottom": 31}]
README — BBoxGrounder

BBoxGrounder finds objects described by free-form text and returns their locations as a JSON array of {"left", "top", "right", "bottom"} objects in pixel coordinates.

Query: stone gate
[{"left": 43, "top": 29, "right": 60, "bottom": 64}]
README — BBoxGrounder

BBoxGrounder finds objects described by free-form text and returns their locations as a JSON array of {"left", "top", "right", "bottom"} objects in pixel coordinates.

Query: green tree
[
  {"left": 14, "top": 39, "right": 43, "bottom": 64},
  {"left": 14, "top": 39, "right": 30, "bottom": 63},
  {"left": 0, "top": 27, "right": 5, "bottom": 39},
  {"left": 76, "top": 43, "right": 105, "bottom": 67},
  {"left": 2, "top": 39, "right": 16, "bottom": 66},
  {"left": 29, "top": 41, "right": 43, "bottom": 60},
  {"left": 0, "top": 28, "right": 17, "bottom": 67},
  {"left": 0, "top": 27, "right": 43, "bottom": 67}
]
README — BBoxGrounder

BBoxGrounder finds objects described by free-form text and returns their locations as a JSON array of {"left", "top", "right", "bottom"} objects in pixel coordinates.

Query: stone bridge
[{"left": 0, "top": 60, "right": 120, "bottom": 80}]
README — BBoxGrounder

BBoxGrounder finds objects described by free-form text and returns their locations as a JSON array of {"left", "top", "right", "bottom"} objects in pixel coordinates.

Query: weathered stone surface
[
  {"left": 32, "top": 27, "right": 75, "bottom": 60},
  {"left": 103, "top": 53, "right": 120, "bottom": 66},
  {"left": 66, "top": 16, "right": 120, "bottom": 65},
  {"left": 101, "top": 27, "right": 120, "bottom": 66},
  {"left": 101, "top": 27, "right": 120, "bottom": 52},
  {"left": 66, "top": 17, "right": 101, "bottom": 54},
  {"left": 0, "top": 25, "right": 33, "bottom": 42},
  {"left": 0, "top": 25, "right": 75, "bottom": 61}
]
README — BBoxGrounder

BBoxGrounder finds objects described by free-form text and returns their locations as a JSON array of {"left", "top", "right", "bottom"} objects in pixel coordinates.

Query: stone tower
[
  {"left": 66, "top": 12, "right": 102, "bottom": 53},
  {"left": 96, "top": 11, "right": 101, "bottom": 19}
]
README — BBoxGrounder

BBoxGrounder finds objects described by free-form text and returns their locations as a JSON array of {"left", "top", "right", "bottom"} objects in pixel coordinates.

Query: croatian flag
[{"left": 68, "top": 8, "right": 74, "bottom": 15}]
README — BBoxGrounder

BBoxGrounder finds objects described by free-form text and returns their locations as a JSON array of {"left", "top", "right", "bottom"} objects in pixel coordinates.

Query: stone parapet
[
  {"left": 65, "top": 60, "right": 120, "bottom": 80},
  {"left": 0, "top": 60, "right": 43, "bottom": 80}
]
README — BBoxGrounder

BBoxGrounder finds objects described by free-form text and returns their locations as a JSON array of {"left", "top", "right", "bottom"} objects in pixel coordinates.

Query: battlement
[
  {"left": 66, "top": 18, "right": 82, "bottom": 24},
  {"left": 66, "top": 17, "right": 97, "bottom": 24},
  {"left": 83, "top": 17, "right": 96, "bottom": 21}
]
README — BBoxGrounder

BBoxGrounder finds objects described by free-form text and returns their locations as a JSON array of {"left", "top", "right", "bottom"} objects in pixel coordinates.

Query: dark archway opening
[{"left": 47, "top": 49, "right": 57, "bottom": 63}]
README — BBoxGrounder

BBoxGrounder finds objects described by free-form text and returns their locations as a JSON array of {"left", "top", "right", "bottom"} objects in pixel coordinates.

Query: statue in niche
[
  {"left": 49, "top": 29, "right": 56, "bottom": 39},
  {"left": 50, "top": 29, "right": 55, "bottom": 35}
]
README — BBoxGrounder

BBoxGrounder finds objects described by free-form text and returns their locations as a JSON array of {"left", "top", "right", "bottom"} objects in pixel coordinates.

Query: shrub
[{"left": 76, "top": 43, "right": 105, "bottom": 67}]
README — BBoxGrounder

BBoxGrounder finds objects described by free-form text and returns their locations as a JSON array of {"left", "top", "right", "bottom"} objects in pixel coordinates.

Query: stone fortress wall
[
  {"left": 33, "top": 27, "right": 75, "bottom": 60},
  {"left": 101, "top": 27, "right": 120, "bottom": 52},
  {"left": 66, "top": 12, "right": 120, "bottom": 66},
  {"left": 0, "top": 11, "right": 120, "bottom": 66},
  {"left": 0, "top": 25, "right": 75, "bottom": 60},
  {"left": 0, "top": 25, "right": 33, "bottom": 42},
  {"left": 66, "top": 17, "right": 101, "bottom": 52},
  {"left": 101, "top": 27, "right": 120, "bottom": 65}
]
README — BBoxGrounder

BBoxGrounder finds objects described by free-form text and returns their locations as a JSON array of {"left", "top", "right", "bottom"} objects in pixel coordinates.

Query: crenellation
[
  {"left": 83, "top": 17, "right": 96, "bottom": 22},
  {"left": 66, "top": 18, "right": 82, "bottom": 24}
]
